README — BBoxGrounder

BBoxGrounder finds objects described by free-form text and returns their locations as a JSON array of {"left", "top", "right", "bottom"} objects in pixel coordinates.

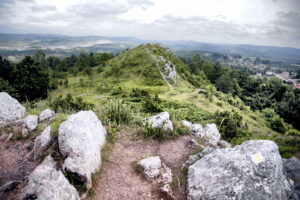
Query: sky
[{"left": 0, "top": 0, "right": 300, "bottom": 48}]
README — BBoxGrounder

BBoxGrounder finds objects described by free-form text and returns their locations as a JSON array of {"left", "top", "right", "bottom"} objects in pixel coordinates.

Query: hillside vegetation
[{"left": 7, "top": 43, "right": 296, "bottom": 158}]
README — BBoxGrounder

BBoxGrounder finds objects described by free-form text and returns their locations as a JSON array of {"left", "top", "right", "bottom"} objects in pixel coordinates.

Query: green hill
[{"left": 28, "top": 44, "right": 299, "bottom": 158}]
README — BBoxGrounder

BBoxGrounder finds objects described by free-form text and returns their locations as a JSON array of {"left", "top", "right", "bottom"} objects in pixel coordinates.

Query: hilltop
[{"left": 0, "top": 44, "right": 300, "bottom": 199}]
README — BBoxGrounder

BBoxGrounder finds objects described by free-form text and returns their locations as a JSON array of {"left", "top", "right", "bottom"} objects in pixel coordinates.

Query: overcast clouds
[{"left": 0, "top": 0, "right": 299, "bottom": 48}]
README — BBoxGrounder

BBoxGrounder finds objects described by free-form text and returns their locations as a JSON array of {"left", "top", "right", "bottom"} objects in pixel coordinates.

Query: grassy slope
[{"left": 29, "top": 44, "right": 297, "bottom": 157}]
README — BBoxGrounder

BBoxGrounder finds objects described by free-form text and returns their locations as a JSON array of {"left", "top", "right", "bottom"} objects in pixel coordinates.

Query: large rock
[
  {"left": 22, "top": 155, "right": 80, "bottom": 200},
  {"left": 22, "top": 115, "right": 38, "bottom": 137},
  {"left": 187, "top": 140, "right": 298, "bottom": 200},
  {"left": 39, "top": 108, "right": 55, "bottom": 122},
  {"left": 203, "top": 123, "right": 221, "bottom": 146},
  {"left": 182, "top": 121, "right": 221, "bottom": 146},
  {"left": 144, "top": 112, "right": 173, "bottom": 131},
  {"left": 0, "top": 92, "right": 25, "bottom": 123},
  {"left": 138, "top": 156, "right": 162, "bottom": 179},
  {"left": 283, "top": 157, "right": 300, "bottom": 199},
  {"left": 182, "top": 120, "right": 205, "bottom": 137},
  {"left": 33, "top": 126, "right": 52, "bottom": 160},
  {"left": 58, "top": 111, "right": 106, "bottom": 188}
]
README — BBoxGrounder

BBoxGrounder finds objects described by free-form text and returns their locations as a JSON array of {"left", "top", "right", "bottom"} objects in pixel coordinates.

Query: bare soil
[
  {"left": 88, "top": 128, "right": 198, "bottom": 200},
  {"left": 0, "top": 140, "right": 36, "bottom": 184}
]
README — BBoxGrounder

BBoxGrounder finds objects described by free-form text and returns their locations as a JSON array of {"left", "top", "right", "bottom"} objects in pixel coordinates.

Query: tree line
[{"left": 0, "top": 50, "right": 114, "bottom": 101}]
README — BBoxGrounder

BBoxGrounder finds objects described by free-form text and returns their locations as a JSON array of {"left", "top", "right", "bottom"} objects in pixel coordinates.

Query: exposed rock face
[
  {"left": 283, "top": 157, "right": 300, "bottom": 199},
  {"left": 33, "top": 126, "right": 52, "bottom": 160},
  {"left": 218, "top": 140, "right": 232, "bottom": 148},
  {"left": 22, "top": 155, "right": 80, "bottom": 200},
  {"left": 182, "top": 121, "right": 221, "bottom": 146},
  {"left": 144, "top": 112, "right": 173, "bottom": 131},
  {"left": 22, "top": 115, "right": 38, "bottom": 137},
  {"left": 203, "top": 124, "right": 221, "bottom": 146},
  {"left": 58, "top": 111, "right": 106, "bottom": 188},
  {"left": 182, "top": 120, "right": 205, "bottom": 137},
  {"left": 187, "top": 140, "right": 298, "bottom": 200},
  {"left": 186, "top": 146, "right": 216, "bottom": 165},
  {"left": 39, "top": 108, "right": 55, "bottom": 122},
  {"left": 0, "top": 92, "right": 25, "bottom": 124},
  {"left": 164, "top": 62, "right": 177, "bottom": 80},
  {"left": 138, "top": 156, "right": 162, "bottom": 179}
]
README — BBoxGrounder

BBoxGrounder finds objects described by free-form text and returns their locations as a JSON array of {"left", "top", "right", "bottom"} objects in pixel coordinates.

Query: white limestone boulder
[
  {"left": 0, "top": 92, "right": 25, "bottom": 124},
  {"left": 138, "top": 156, "right": 162, "bottom": 179},
  {"left": 32, "top": 126, "right": 52, "bottom": 160},
  {"left": 22, "top": 115, "right": 38, "bottom": 137},
  {"left": 182, "top": 121, "right": 221, "bottom": 146},
  {"left": 39, "top": 108, "right": 55, "bottom": 122},
  {"left": 182, "top": 120, "right": 205, "bottom": 137},
  {"left": 144, "top": 112, "right": 173, "bottom": 131},
  {"left": 187, "top": 140, "right": 298, "bottom": 200},
  {"left": 22, "top": 155, "right": 80, "bottom": 200},
  {"left": 58, "top": 111, "right": 106, "bottom": 188}
]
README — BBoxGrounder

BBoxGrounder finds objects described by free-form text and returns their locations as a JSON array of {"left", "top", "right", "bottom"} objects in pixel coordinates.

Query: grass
[{"left": 25, "top": 43, "right": 299, "bottom": 158}]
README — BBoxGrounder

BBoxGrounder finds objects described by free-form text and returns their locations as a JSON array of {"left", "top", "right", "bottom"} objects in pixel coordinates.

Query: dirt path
[
  {"left": 89, "top": 129, "right": 197, "bottom": 200},
  {"left": 0, "top": 140, "right": 36, "bottom": 185}
]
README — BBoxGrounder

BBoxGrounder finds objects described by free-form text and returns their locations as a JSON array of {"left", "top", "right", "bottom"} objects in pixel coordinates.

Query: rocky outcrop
[
  {"left": 182, "top": 121, "right": 221, "bottom": 146},
  {"left": 22, "top": 155, "right": 80, "bottom": 200},
  {"left": 138, "top": 156, "right": 174, "bottom": 199},
  {"left": 186, "top": 146, "right": 216, "bottom": 165},
  {"left": 203, "top": 124, "right": 221, "bottom": 146},
  {"left": 32, "top": 126, "right": 52, "bottom": 160},
  {"left": 39, "top": 108, "right": 55, "bottom": 122},
  {"left": 58, "top": 111, "right": 106, "bottom": 188},
  {"left": 187, "top": 140, "right": 298, "bottom": 200},
  {"left": 0, "top": 92, "right": 25, "bottom": 124},
  {"left": 138, "top": 156, "right": 162, "bottom": 180},
  {"left": 283, "top": 157, "right": 300, "bottom": 199},
  {"left": 143, "top": 112, "right": 173, "bottom": 131},
  {"left": 21, "top": 115, "right": 38, "bottom": 137},
  {"left": 164, "top": 62, "right": 177, "bottom": 80}
]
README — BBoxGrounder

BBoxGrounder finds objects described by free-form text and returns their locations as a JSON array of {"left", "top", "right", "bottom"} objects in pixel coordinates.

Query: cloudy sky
[{"left": 0, "top": 0, "right": 300, "bottom": 48}]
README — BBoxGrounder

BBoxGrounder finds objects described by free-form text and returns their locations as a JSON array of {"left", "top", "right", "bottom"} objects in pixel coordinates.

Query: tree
[
  {"left": 12, "top": 56, "right": 49, "bottom": 101},
  {"left": 0, "top": 56, "right": 14, "bottom": 83}
]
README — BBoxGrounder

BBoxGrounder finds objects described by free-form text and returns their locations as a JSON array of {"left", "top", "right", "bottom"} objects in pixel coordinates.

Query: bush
[
  {"left": 50, "top": 94, "right": 94, "bottom": 113},
  {"left": 101, "top": 99, "right": 133, "bottom": 125},
  {"left": 286, "top": 129, "right": 300, "bottom": 136},
  {"left": 215, "top": 110, "right": 250, "bottom": 141},
  {"left": 142, "top": 94, "right": 162, "bottom": 113}
]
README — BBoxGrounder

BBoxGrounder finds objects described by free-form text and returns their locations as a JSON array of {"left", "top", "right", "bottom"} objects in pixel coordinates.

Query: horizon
[
  {"left": 1, "top": 32, "right": 300, "bottom": 50},
  {"left": 0, "top": 0, "right": 299, "bottom": 48}
]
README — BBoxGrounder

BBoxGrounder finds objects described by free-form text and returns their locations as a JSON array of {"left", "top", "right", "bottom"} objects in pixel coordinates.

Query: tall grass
[{"left": 100, "top": 99, "right": 133, "bottom": 125}]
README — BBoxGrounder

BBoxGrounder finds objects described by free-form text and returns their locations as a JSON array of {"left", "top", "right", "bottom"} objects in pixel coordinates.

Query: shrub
[
  {"left": 215, "top": 110, "right": 251, "bottom": 141},
  {"left": 50, "top": 94, "right": 94, "bottom": 113},
  {"left": 286, "top": 129, "right": 300, "bottom": 136},
  {"left": 142, "top": 94, "right": 162, "bottom": 113},
  {"left": 101, "top": 99, "right": 133, "bottom": 125},
  {"left": 143, "top": 122, "right": 175, "bottom": 141}
]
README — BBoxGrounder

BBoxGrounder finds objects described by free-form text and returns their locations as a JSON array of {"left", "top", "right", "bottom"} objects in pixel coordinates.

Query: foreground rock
[
  {"left": 187, "top": 140, "right": 298, "bottom": 200},
  {"left": 58, "top": 111, "right": 106, "bottom": 188},
  {"left": 143, "top": 112, "right": 173, "bottom": 131},
  {"left": 138, "top": 156, "right": 174, "bottom": 199},
  {"left": 22, "top": 115, "right": 38, "bottom": 137},
  {"left": 32, "top": 126, "right": 52, "bottom": 160},
  {"left": 283, "top": 157, "right": 300, "bottom": 198},
  {"left": 182, "top": 121, "right": 221, "bottom": 146},
  {"left": 39, "top": 108, "right": 55, "bottom": 122},
  {"left": 0, "top": 92, "right": 25, "bottom": 124},
  {"left": 22, "top": 155, "right": 80, "bottom": 200},
  {"left": 138, "top": 156, "right": 162, "bottom": 179}
]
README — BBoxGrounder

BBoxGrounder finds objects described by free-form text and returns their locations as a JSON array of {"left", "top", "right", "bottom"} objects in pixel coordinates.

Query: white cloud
[{"left": 0, "top": 0, "right": 299, "bottom": 47}]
